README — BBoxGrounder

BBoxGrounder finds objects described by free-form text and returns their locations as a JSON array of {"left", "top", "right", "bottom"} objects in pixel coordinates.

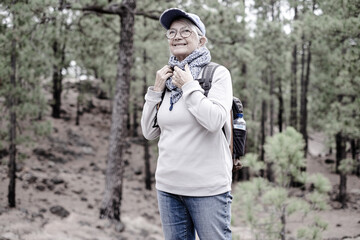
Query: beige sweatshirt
[{"left": 141, "top": 65, "right": 233, "bottom": 196}]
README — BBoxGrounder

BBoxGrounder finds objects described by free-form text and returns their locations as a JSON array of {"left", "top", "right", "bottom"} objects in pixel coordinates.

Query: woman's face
[{"left": 168, "top": 20, "right": 204, "bottom": 61}]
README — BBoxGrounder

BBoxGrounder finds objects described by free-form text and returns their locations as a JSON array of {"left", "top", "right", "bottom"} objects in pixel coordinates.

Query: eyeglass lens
[{"left": 166, "top": 28, "right": 192, "bottom": 39}]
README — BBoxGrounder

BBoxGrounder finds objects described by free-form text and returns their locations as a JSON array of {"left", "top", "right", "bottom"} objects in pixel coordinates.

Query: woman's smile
[{"left": 169, "top": 21, "right": 200, "bottom": 61}]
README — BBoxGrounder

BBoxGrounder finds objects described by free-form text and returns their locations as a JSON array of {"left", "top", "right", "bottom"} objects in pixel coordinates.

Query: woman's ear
[{"left": 199, "top": 36, "right": 207, "bottom": 47}]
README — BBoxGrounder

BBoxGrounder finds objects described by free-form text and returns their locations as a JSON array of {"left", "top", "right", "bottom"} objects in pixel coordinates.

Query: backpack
[
  {"left": 199, "top": 62, "right": 245, "bottom": 172},
  {"left": 153, "top": 62, "right": 246, "bottom": 172}
]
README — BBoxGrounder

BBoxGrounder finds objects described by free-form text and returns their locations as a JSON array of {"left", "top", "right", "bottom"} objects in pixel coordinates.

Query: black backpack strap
[
  {"left": 152, "top": 90, "right": 166, "bottom": 128},
  {"left": 200, "top": 62, "right": 220, "bottom": 97}
]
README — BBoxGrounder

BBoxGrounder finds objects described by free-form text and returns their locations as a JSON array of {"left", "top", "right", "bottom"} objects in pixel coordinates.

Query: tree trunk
[
  {"left": 240, "top": 63, "right": 248, "bottom": 114},
  {"left": 267, "top": 68, "right": 275, "bottom": 181},
  {"left": 336, "top": 132, "right": 347, "bottom": 207},
  {"left": 335, "top": 132, "right": 346, "bottom": 174},
  {"left": 290, "top": 6, "right": 298, "bottom": 129},
  {"left": 144, "top": 139, "right": 152, "bottom": 190},
  {"left": 132, "top": 102, "right": 138, "bottom": 137},
  {"left": 280, "top": 206, "right": 286, "bottom": 240},
  {"left": 127, "top": 108, "right": 131, "bottom": 132},
  {"left": 8, "top": 37, "right": 17, "bottom": 208},
  {"left": 260, "top": 72, "right": 267, "bottom": 177},
  {"left": 100, "top": 0, "right": 136, "bottom": 224},
  {"left": 290, "top": 43, "right": 298, "bottom": 129},
  {"left": 269, "top": 69, "right": 274, "bottom": 136},
  {"left": 339, "top": 172, "right": 347, "bottom": 208},
  {"left": 277, "top": 78, "right": 284, "bottom": 132},
  {"left": 142, "top": 48, "right": 151, "bottom": 190},
  {"left": 352, "top": 139, "right": 360, "bottom": 177},
  {"left": 300, "top": 40, "right": 311, "bottom": 157},
  {"left": 357, "top": 140, "right": 360, "bottom": 177},
  {"left": 51, "top": 40, "right": 62, "bottom": 118},
  {"left": 76, "top": 96, "right": 80, "bottom": 126}
]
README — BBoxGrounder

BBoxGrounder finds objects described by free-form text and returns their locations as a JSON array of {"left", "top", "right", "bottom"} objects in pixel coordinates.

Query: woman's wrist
[{"left": 153, "top": 86, "right": 164, "bottom": 92}]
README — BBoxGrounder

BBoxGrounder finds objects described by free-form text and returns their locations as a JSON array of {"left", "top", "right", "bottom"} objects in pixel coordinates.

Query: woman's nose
[{"left": 174, "top": 31, "right": 183, "bottom": 39}]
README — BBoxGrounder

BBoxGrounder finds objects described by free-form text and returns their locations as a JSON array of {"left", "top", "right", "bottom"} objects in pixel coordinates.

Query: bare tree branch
[
  {"left": 135, "top": 10, "right": 160, "bottom": 20},
  {"left": 67, "top": 3, "right": 124, "bottom": 15}
]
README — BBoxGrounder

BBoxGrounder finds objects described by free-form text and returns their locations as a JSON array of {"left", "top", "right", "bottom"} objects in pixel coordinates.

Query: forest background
[{"left": 0, "top": 0, "right": 359, "bottom": 240}]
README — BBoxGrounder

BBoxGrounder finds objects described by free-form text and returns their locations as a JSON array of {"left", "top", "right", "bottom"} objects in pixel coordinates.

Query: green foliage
[
  {"left": 264, "top": 127, "right": 306, "bottom": 187},
  {"left": 308, "top": 173, "right": 332, "bottom": 194},
  {"left": 0, "top": 1, "right": 54, "bottom": 153},
  {"left": 241, "top": 153, "right": 265, "bottom": 174},
  {"left": 235, "top": 128, "right": 330, "bottom": 239},
  {"left": 311, "top": 0, "right": 360, "bottom": 143},
  {"left": 338, "top": 158, "right": 356, "bottom": 174},
  {"left": 297, "top": 216, "right": 328, "bottom": 240},
  {"left": 33, "top": 120, "right": 52, "bottom": 137}
]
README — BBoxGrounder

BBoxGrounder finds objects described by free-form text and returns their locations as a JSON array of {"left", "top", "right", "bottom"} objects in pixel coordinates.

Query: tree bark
[
  {"left": 300, "top": 40, "right": 311, "bottom": 157},
  {"left": 280, "top": 206, "right": 286, "bottom": 240},
  {"left": 132, "top": 101, "right": 138, "bottom": 137},
  {"left": 267, "top": 68, "right": 275, "bottom": 182},
  {"left": 51, "top": 4, "right": 67, "bottom": 119},
  {"left": 100, "top": 0, "right": 136, "bottom": 224},
  {"left": 269, "top": 69, "right": 274, "bottom": 136},
  {"left": 356, "top": 140, "right": 360, "bottom": 177},
  {"left": 336, "top": 132, "right": 347, "bottom": 207},
  {"left": 335, "top": 132, "right": 346, "bottom": 173},
  {"left": 144, "top": 139, "right": 151, "bottom": 190},
  {"left": 290, "top": 6, "right": 298, "bottom": 129},
  {"left": 143, "top": 48, "right": 151, "bottom": 190},
  {"left": 51, "top": 40, "right": 62, "bottom": 118},
  {"left": 8, "top": 36, "right": 17, "bottom": 208},
  {"left": 76, "top": 96, "right": 80, "bottom": 126},
  {"left": 290, "top": 43, "right": 298, "bottom": 129},
  {"left": 260, "top": 72, "right": 267, "bottom": 177},
  {"left": 352, "top": 139, "right": 360, "bottom": 177},
  {"left": 277, "top": 77, "right": 284, "bottom": 132},
  {"left": 339, "top": 172, "right": 347, "bottom": 208}
]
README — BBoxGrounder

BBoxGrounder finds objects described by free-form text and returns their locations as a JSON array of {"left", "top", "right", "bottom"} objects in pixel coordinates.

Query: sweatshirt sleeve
[
  {"left": 182, "top": 66, "right": 233, "bottom": 132},
  {"left": 141, "top": 87, "right": 163, "bottom": 140}
]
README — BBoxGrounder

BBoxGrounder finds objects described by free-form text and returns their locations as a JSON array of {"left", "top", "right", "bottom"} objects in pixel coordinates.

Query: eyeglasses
[{"left": 166, "top": 27, "right": 193, "bottom": 39}]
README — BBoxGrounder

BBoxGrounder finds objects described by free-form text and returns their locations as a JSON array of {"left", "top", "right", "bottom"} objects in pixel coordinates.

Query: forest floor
[{"left": 0, "top": 81, "right": 359, "bottom": 240}]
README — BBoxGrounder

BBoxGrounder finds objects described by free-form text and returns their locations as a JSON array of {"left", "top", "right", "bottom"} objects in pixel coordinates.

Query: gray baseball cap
[{"left": 159, "top": 8, "right": 206, "bottom": 36}]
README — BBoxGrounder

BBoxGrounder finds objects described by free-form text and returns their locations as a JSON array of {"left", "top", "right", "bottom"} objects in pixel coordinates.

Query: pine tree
[
  {"left": 0, "top": 1, "right": 52, "bottom": 207},
  {"left": 234, "top": 127, "right": 331, "bottom": 240},
  {"left": 310, "top": 0, "right": 360, "bottom": 190}
]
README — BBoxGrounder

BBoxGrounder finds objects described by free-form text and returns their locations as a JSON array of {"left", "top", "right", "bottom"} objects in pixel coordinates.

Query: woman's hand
[
  {"left": 172, "top": 64, "right": 193, "bottom": 89},
  {"left": 154, "top": 65, "right": 173, "bottom": 92}
]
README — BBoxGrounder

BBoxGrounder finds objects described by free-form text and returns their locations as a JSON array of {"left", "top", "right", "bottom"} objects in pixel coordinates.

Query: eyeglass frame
[{"left": 165, "top": 27, "right": 194, "bottom": 39}]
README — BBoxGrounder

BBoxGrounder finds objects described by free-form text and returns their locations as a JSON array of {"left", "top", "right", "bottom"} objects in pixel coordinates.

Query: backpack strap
[
  {"left": 152, "top": 89, "right": 166, "bottom": 128},
  {"left": 200, "top": 62, "right": 220, "bottom": 97}
]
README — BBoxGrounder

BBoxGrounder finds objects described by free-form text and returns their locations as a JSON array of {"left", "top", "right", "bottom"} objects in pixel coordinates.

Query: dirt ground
[{"left": 0, "top": 83, "right": 359, "bottom": 240}]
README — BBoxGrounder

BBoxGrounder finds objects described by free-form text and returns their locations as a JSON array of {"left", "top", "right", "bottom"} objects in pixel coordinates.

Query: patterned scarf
[{"left": 166, "top": 47, "right": 211, "bottom": 110}]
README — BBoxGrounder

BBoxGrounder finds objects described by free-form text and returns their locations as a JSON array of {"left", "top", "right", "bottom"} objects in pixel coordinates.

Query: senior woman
[{"left": 141, "top": 8, "right": 233, "bottom": 240}]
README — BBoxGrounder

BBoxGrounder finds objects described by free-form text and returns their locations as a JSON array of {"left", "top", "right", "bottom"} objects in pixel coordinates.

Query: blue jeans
[{"left": 157, "top": 190, "right": 232, "bottom": 240}]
